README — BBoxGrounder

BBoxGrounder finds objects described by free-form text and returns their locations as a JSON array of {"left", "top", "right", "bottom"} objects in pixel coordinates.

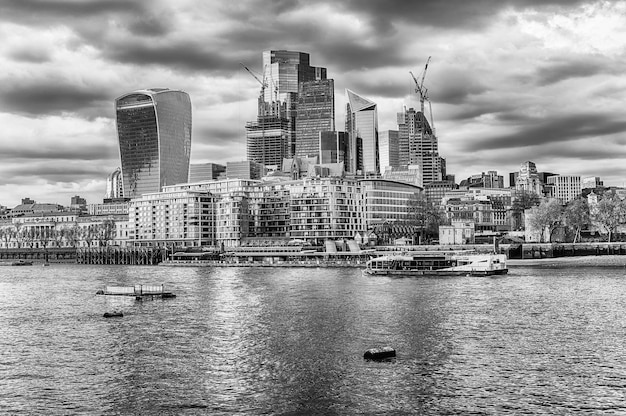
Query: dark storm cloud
[
  {"left": 317, "top": 42, "right": 411, "bottom": 72},
  {"left": 0, "top": 82, "right": 113, "bottom": 117},
  {"left": 126, "top": 14, "right": 172, "bottom": 37},
  {"left": 104, "top": 41, "right": 256, "bottom": 75},
  {"left": 3, "top": 162, "right": 111, "bottom": 184},
  {"left": 432, "top": 72, "right": 489, "bottom": 106},
  {"left": 542, "top": 145, "right": 626, "bottom": 161},
  {"left": 7, "top": 47, "right": 52, "bottom": 64},
  {"left": 0, "top": 0, "right": 147, "bottom": 22},
  {"left": 445, "top": 103, "right": 511, "bottom": 122},
  {"left": 0, "top": 143, "right": 116, "bottom": 161},
  {"left": 329, "top": 0, "right": 588, "bottom": 30},
  {"left": 345, "top": 78, "right": 411, "bottom": 99},
  {"left": 535, "top": 57, "right": 610, "bottom": 86},
  {"left": 196, "top": 125, "right": 244, "bottom": 143},
  {"left": 470, "top": 113, "right": 626, "bottom": 150}
]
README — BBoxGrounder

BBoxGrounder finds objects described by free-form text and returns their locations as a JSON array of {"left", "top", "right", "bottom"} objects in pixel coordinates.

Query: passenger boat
[
  {"left": 0, "top": 260, "right": 33, "bottom": 266},
  {"left": 363, "top": 251, "right": 508, "bottom": 276}
]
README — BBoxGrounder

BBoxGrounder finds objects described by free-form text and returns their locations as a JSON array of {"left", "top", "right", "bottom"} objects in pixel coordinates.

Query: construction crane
[
  {"left": 409, "top": 56, "right": 431, "bottom": 115},
  {"left": 240, "top": 63, "right": 267, "bottom": 97},
  {"left": 410, "top": 56, "right": 435, "bottom": 134}
]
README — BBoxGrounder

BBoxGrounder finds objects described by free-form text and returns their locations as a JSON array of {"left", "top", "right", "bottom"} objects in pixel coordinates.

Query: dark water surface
[{"left": 1, "top": 264, "right": 626, "bottom": 415}]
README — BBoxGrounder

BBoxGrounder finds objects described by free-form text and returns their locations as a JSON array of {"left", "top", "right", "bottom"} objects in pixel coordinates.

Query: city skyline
[{"left": 1, "top": 0, "right": 626, "bottom": 206}]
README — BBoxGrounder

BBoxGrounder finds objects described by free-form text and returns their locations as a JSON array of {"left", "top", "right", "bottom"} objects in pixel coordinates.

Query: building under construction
[
  {"left": 399, "top": 57, "right": 444, "bottom": 186},
  {"left": 245, "top": 115, "right": 290, "bottom": 169},
  {"left": 397, "top": 107, "right": 442, "bottom": 185}
]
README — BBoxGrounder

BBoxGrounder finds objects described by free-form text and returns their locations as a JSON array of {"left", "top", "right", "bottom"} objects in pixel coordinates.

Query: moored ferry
[{"left": 363, "top": 251, "right": 508, "bottom": 276}]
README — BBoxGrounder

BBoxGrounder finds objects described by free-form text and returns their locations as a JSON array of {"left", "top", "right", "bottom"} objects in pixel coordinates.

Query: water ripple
[{"left": 1, "top": 265, "right": 626, "bottom": 414}]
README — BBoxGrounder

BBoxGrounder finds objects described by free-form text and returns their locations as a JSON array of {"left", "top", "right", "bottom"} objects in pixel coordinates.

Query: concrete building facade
[
  {"left": 547, "top": 175, "right": 582, "bottom": 203},
  {"left": 129, "top": 190, "right": 217, "bottom": 248}
]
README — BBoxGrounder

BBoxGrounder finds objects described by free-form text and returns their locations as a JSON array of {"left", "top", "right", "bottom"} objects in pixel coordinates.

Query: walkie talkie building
[{"left": 115, "top": 88, "right": 192, "bottom": 199}]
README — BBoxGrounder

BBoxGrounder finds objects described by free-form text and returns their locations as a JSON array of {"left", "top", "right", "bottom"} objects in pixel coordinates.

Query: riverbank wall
[
  {"left": 0, "top": 247, "right": 167, "bottom": 265},
  {"left": 2, "top": 242, "right": 625, "bottom": 266}
]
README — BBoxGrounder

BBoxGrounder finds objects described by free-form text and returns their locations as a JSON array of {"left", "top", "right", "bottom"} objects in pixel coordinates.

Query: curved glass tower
[
  {"left": 115, "top": 88, "right": 192, "bottom": 199},
  {"left": 346, "top": 89, "right": 378, "bottom": 174}
]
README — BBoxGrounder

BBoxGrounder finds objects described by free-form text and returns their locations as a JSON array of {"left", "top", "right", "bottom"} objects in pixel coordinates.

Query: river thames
[{"left": 1, "top": 262, "right": 626, "bottom": 415}]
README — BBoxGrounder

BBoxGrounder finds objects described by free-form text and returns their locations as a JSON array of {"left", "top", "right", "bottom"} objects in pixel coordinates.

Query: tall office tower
[
  {"left": 295, "top": 79, "right": 335, "bottom": 159},
  {"left": 319, "top": 131, "right": 349, "bottom": 164},
  {"left": 397, "top": 107, "right": 441, "bottom": 185},
  {"left": 189, "top": 163, "right": 226, "bottom": 182},
  {"left": 105, "top": 167, "right": 124, "bottom": 199},
  {"left": 379, "top": 130, "right": 399, "bottom": 173},
  {"left": 115, "top": 88, "right": 192, "bottom": 199},
  {"left": 346, "top": 89, "right": 379, "bottom": 174},
  {"left": 261, "top": 50, "right": 327, "bottom": 158},
  {"left": 262, "top": 50, "right": 327, "bottom": 104}
]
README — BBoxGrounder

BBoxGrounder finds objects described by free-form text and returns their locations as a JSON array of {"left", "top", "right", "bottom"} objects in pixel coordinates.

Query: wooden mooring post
[{"left": 76, "top": 247, "right": 166, "bottom": 265}]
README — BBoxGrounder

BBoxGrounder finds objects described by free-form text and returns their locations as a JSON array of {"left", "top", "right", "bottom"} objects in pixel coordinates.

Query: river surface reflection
[{"left": 1, "top": 264, "right": 626, "bottom": 415}]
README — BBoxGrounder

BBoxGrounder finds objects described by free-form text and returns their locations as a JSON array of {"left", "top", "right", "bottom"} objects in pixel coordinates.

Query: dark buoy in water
[
  {"left": 364, "top": 346, "right": 396, "bottom": 360},
  {"left": 103, "top": 311, "right": 123, "bottom": 318}
]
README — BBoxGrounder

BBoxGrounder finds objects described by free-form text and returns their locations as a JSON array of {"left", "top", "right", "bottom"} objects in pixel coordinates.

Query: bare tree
[
  {"left": 82, "top": 224, "right": 97, "bottom": 248},
  {"left": 96, "top": 220, "right": 116, "bottom": 247},
  {"left": 22, "top": 227, "right": 36, "bottom": 249},
  {"left": 593, "top": 195, "right": 626, "bottom": 242},
  {"left": 13, "top": 222, "right": 23, "bottom": 248},
  {"left": 511, "top": 190, "right": 541, "bottom": 230},
  {"left": 406, "top": 193, "right": 446, "bottom": 243},
  {"left": 0, "top": 226, "right": 13, "bottom": 249},
  {"left": 564, "top": 199, "right": 590, "bottom": 243},
  {"left": 527, "top": 199, "right": 563, "bottom": 242},
  {"left": 65, "top": 225, "right": 81, "bottom": 248}
]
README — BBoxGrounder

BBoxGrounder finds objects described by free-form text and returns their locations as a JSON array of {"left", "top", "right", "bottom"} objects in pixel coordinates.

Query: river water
[{"left": 1, "top": 263, "right": 626, "bottom": 415}]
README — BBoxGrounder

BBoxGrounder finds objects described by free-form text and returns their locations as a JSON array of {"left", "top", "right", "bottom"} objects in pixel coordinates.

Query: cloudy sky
[{"left": 1, "top": 0, "right": 626, "bottom": 207}]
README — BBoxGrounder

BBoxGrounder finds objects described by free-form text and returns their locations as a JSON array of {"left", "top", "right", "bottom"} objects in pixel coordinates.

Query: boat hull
[{"left": 363, "top": 268, "right": 508, "bottom": 277}]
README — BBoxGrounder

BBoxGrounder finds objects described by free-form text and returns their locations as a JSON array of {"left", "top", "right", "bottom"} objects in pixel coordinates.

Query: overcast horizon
[{"left": 2, "top": 0, "right": 626, "bottom": 207}]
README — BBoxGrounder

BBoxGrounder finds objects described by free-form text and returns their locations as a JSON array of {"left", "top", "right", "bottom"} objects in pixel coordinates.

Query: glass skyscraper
[
  {"left": 346, "top": 89, "right": 379, "bottom": 174},
  {"left": 115, "top": 88, "right": 192, "bottom": 199},
  {"left": 319, "top": 131, "right": 349, "bottom": 165},
  {"left": 262, "top": 50, "right": 327, "bottom": 105},
  {"left": 295, "top": 79, "right": 335, "bottom": 158},
  {"left": 246, "top": 50, "right": 329, "bottom": 166}
]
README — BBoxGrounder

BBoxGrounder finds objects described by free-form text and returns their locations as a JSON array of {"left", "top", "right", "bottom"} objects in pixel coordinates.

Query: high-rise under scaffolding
[{"left": 245, "top": 116, "right": 290, "bottom": 168}]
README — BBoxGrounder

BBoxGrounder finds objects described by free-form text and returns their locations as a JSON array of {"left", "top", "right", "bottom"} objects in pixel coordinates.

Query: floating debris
[{"left": 364, "top": 346, "right": 396, "bottom": 360}]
